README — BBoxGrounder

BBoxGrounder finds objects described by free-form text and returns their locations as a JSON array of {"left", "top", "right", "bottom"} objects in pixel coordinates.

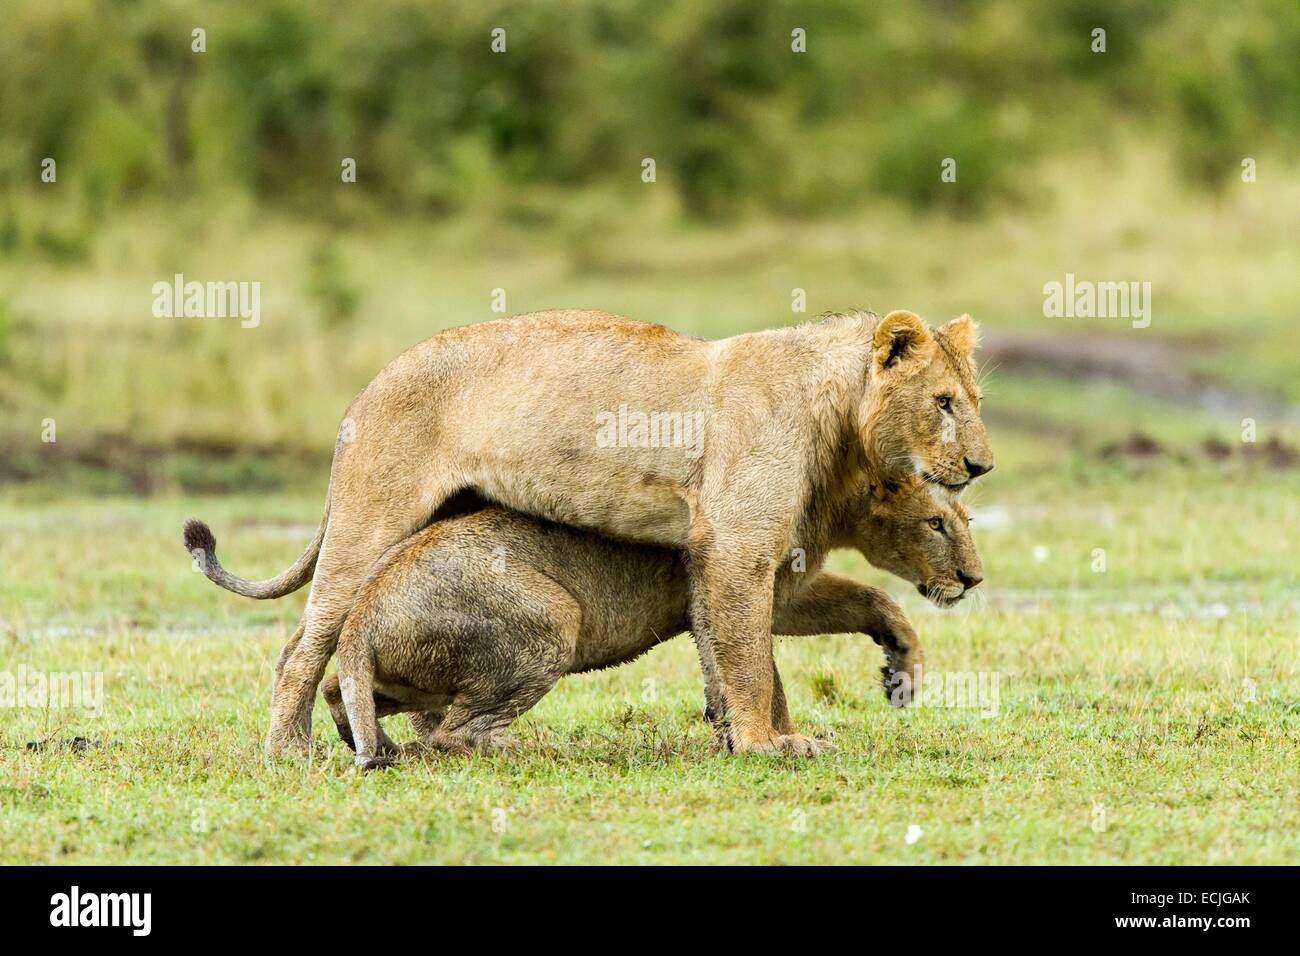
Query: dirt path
[{"left": 982, "top": 332, "right": 1300, "bottom": 425}]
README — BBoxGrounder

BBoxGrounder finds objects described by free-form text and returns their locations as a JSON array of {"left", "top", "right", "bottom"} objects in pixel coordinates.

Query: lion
[
  {"left": 311, "top": 475, "right": 981, "bottom": 768},
  {"left": 184, "top": 308, "right": 992, "bottom": 755}
]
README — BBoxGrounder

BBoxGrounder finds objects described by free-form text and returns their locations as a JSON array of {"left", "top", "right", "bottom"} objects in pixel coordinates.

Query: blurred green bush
[{"left": 1, "top": 0, "right": 1297, "bottom": 238}]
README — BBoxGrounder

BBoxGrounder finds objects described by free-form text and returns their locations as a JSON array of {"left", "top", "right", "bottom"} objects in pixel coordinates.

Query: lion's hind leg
[
  {"left": 268, "top": 463, "right": 470, "bottom": 755},
  {"left": 427, "top": 576, "right": 579, "bottom": 756},
  {"left": 323, "top": 671, "right": 421, "bottom": 757}
]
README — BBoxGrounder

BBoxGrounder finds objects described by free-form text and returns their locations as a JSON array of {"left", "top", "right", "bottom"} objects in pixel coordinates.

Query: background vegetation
[{"left": 5, "top": 0, "right": 1300, "bottom": 225}]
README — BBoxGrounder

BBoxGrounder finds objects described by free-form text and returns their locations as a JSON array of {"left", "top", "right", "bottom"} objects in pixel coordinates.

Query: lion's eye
[
  {"left": 936, "top": 395, "right": 952, "bottom": 410},
  {"left": 928, "top": 517, "right": 944, "bottom": 532}
]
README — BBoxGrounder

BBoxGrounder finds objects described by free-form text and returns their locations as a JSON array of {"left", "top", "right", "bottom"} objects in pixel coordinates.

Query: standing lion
[{"left": 186, "top": 308, "right": 992, "bottom": 755}]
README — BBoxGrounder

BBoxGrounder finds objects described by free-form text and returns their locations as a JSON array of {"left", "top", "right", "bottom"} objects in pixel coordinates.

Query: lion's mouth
[
  {"left": 917, "top": 581, "right": 965, "bottom": 608},
  {"left": 922, "top": 472, "right": 969, "bottom": 493}
]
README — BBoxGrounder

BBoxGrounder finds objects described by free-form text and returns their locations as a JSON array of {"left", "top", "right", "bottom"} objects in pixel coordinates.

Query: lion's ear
[
  {"left": 939, "top": 314, "right": 980, "bottom": 355},
  {"left": 873, "top": 310, "right": 934, "bottom": 374}
]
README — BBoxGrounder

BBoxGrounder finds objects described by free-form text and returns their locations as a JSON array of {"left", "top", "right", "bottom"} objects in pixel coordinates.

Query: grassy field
[
  {"left": 2, "top": 456, "right": 1296, "bottom": 865},
  {"left": 3, "top": 147, "right": 1298, "bottom": 865},
  {"left": 5, "top": 3, "right": 1299, "bottom": 867}
]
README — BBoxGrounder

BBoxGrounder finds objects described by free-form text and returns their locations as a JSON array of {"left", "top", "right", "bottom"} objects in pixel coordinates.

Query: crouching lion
[
  {"left": 187, "top": 308, "right": 992, "bottom": 757},
  {"left": 309, "top": 476, "right": 981, "bottom": 768}
]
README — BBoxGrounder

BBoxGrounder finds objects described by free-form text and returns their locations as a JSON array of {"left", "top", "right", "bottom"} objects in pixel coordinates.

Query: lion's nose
[
  {"left": 957, "top": 570, "right": 983, "bottom": 590},
  {"left": 964, "top": 457, "right": 993, "bottom": 479}
]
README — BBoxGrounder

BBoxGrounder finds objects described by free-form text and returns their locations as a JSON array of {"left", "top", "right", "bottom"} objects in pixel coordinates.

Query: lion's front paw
[
  {"left": 881, "top": 650, "right": 922, "bottom": 708},
  {"left": 881, "top": 665, "right": 906, "bottom": 706},
  {"left": 772, "top": 733, "right": 835, "bottom": 757},
  {"left": 725, "top": 731, "right": 833, "bottom": 757}
]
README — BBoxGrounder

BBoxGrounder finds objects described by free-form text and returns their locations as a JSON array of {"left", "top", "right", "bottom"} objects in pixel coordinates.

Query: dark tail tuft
[{"left": 183, "top": 518, "right": 216, "bottom": 556}]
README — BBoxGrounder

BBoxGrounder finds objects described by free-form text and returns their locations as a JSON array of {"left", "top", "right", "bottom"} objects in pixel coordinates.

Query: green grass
[
  {"left": 3, "top": 147, "right": 1297, "bottom": 863},
  {"left": 2, "top": 465, "right": 1296, "bottom": 864}
]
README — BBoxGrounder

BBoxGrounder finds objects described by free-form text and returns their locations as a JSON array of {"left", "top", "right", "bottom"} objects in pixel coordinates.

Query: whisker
[{"left": 975, "top": 361, "right": 1001, "bottom": 394}]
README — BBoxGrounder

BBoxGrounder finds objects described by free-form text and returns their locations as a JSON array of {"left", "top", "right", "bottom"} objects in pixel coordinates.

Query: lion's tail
[{"left": 183, "top": 501, "right": 328, "bottom": 600}]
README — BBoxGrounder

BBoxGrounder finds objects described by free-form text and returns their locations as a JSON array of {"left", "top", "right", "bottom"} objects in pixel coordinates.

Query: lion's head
[
  {"left": 860, "top": 310, "right": 994, "bottom": 493},
  {"left": 852, "top": 477, "right": 983, "bottom": 608}
]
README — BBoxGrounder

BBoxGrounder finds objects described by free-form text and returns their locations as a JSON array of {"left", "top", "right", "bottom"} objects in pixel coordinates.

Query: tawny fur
[
  {"left": 185, "top": 308, "right": 992, "bottom": 755},
  {"left": 320, "top": 477, "right": 981, "bottom": 767}
]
